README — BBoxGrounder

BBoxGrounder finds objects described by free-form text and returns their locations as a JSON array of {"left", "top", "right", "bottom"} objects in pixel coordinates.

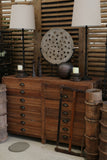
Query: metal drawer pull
[
  {"left": 20, "top": 99, "right": 25, "bottom": 103},
  {"left": 20, "top": 121, "right": 25, "bottom": 125},
  {"left": 63, "top": 135, "right": 68, "bottom": 139},
  {"left": 62, "top": 128, "right": 68, "bottom": 131},
  {"left": 20, "top": 106, "right": 25, "bottom": 110},
  {"left": 20, "top": 113, "right": 25, "bottom": 117},
  {"left": 21, "top": 128, "right": 25, "bottom": 132},
  {"left": 20, "top": 83, "right": 25, "bottom": 86},
  {"left": 62, "top": 119, "right": 69, "bottom": 123},
  {"left": 63, "top": 103, "right": 68, "bottom": 107},
  {"left": 63, "top": 95, "right": 68, "bottom": 99},
  {"left": 62, "top": 111, "right": 68, "bottom": 115},
  {"left": 20, "top": 90, "right": 25, "bottom": 94}
]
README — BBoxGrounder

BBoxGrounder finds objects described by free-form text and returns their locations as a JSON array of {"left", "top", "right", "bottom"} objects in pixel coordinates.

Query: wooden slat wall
[
  {"left": 88, "top": 0, "right": 107, "bottom": 78},
  {"left": 0, "top": 0, "right": 107, "bottom": 79},
  {"left": 88, "top": 26, "right": 107, "bottom": 78},
  {"left": 0, "top": 30, "right": 12, "bottom": 64},
  {"left": 41, "top": 0, "right": 107, "bottom": 78},
  {"left": 101, "top": 0, "right": 107, "bottom": 24},
  {"left": 41, "top": 0, "right": 80, "bottom": 76},
  {"left": 0, "top": 0, "right": 35, "bottom": 75}
]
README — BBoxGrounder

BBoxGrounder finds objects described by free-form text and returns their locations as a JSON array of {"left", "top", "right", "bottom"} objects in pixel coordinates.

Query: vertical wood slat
[
  {"left": 33, "top": 0, "right": 42, "bottom": 75},
  {"left": 0, "top": 1, "right": 1, "bottom": 29},
  {"left": 79, "top": 27, "right": 85, "bottom": 77}
]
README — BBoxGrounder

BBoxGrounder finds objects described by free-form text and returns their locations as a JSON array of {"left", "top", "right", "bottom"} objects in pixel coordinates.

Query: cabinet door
[{"left": 45, "top": 99, "right": 59, "bottom": 141}]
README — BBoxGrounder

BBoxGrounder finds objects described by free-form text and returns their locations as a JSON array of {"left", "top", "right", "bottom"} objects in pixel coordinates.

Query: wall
[{"left": 0, "top": 0, "right": 107, "bottom": 79}]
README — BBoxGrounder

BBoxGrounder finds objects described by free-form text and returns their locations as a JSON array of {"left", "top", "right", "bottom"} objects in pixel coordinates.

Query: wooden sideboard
[{"left": 2, "top": 75, "right": 100, "bottom": 146}]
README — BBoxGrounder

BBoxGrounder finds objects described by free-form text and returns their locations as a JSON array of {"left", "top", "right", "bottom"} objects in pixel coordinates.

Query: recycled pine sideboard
[{"left": 2, "top": 75, "right": 101, "bottom": 146}]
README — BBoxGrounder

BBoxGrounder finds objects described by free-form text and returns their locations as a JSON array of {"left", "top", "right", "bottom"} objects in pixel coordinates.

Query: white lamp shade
[
  {"left": 72, "top": 0, "right": 101, "bottom": 27},
  {"left": 10, "top": 4, "right": 35, "bottom": 30}
]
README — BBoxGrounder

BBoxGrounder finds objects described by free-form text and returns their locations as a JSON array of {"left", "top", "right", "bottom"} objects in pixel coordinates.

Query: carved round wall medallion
[{"left": 41, "top": 28, "right": 74, "bottom": 64}]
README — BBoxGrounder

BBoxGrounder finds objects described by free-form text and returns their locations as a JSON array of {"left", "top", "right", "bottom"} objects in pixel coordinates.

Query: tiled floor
[{"left": 0, "top": 134, "right": 85, "bottom": 160}]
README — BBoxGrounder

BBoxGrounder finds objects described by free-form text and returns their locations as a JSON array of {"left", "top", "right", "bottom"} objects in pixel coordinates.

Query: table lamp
[
  {"left": 72, "top": 0, "right": 101, "bottom": 80},
  {"left": 10, "top": 4, "right": 35, "bottom": 77}
]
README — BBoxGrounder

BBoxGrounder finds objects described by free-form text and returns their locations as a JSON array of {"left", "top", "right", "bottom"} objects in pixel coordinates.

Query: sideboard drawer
[
  {"left": 8, "top": 117, "right": 41, "bottom": 128},
  {"left": 2, "top": 76, "right": 41, "bottom": 90},
  {"left": 8, "top": 110, "right": 41, "bottom": 121},
  {"left": 7, "top": 88, "right": 41, "bottom": 98},
  {"left": 7, "top": 96, "right": 41, "bottom": 106},
  {"left": 8, "top": 122, "right": 41, "bottom": 137},
  {"left": 8, "top": 103, "right": 41, "bottom": 113}
]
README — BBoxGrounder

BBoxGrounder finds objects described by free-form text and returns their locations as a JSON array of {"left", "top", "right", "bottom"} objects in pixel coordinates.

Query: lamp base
[
  {"left": 70, "top": 73, "right": 81, "bottom": 82},
  {"left": 16, "top": 70, "right": 29, "bottom": 78},
  {"left": 82, "top": 75, "right": 92, "bottom": 81}
]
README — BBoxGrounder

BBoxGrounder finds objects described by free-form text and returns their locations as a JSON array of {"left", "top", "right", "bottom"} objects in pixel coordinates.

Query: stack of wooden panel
[
  {"left": 84, "top": 89, "right": 102, "bottom": 160},
  {"left": 99, "top": 101, "right": 107, "bottom": 160}
]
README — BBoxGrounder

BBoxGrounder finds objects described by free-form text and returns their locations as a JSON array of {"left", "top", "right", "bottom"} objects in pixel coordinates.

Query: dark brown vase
[{"left": 58, "top": 63, "right": 73, "bottom": 79}]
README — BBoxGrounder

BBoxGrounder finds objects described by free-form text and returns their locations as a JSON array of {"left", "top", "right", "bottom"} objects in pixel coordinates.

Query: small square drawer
[
  {"left": 60, "top": 126, "right": 70, "bottom": 134},
  {"left": 61, "top": 110, "right": 72, "bottom": 118},
  {"left": 61, "top": 101, "right": 72, "bottom": 110},
  {"left": 61, "top": 89, "right": 73, "bottom": 102},
  {"left": 59, "top": 134, "right": 69, "bottom": 144},
  {"left": 61, "top": 118, "right": 71, "bottom": 126}
]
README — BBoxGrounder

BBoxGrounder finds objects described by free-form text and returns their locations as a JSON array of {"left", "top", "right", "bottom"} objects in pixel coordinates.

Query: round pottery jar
[{"left": 58, "top": 63, "right": 73, "bottom": 79}]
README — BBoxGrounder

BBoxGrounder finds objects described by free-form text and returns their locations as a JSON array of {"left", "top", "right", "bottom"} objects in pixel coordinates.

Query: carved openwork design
[{"left": 41, "top": 28, "right": 74, "bottom": 64}]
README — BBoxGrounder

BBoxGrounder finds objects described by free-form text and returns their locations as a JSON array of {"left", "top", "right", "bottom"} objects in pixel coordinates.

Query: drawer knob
[
  {"left": 20, "top": 83, "right": 25, "bottom": 86},
  {"left": 63, "top": 135, "right": 68, "bottom": 140},
  {"left": 62, "top": 128, "right": 68, "bottom": 131},
  {"left": 62, "top": 119, "right": 69, "bottom": 123},
  {"left": 63, "top": 103, "right": 68, "bottom": 107},
  {"left": 62, "top": 111, "right": 68, "bottom": 115},
  {"left": 20, "top": 106, "right": 25, "bottom": 110},
  {"left": 20, "top": 99, "right": 25, "bottom": 103},
  {"left": 20, "top": 113, "right": 25, "bottom": 117},
  {"left": 20, "top": 90, "right": 25, "bottom": 94},
  {"left": 21, "top": 128, "right": 25, "bottom": 132},
  {"left": 63, "top": 95, "right": 68, "bottom": 99},
  {"left": 21, "top": 121, "right": 25, "bottom": 125}
]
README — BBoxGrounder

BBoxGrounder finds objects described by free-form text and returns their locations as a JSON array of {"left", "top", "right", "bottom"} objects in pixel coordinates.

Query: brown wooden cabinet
[{"left": 2, "top": 76, "right": 100, "bottom": 146}]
